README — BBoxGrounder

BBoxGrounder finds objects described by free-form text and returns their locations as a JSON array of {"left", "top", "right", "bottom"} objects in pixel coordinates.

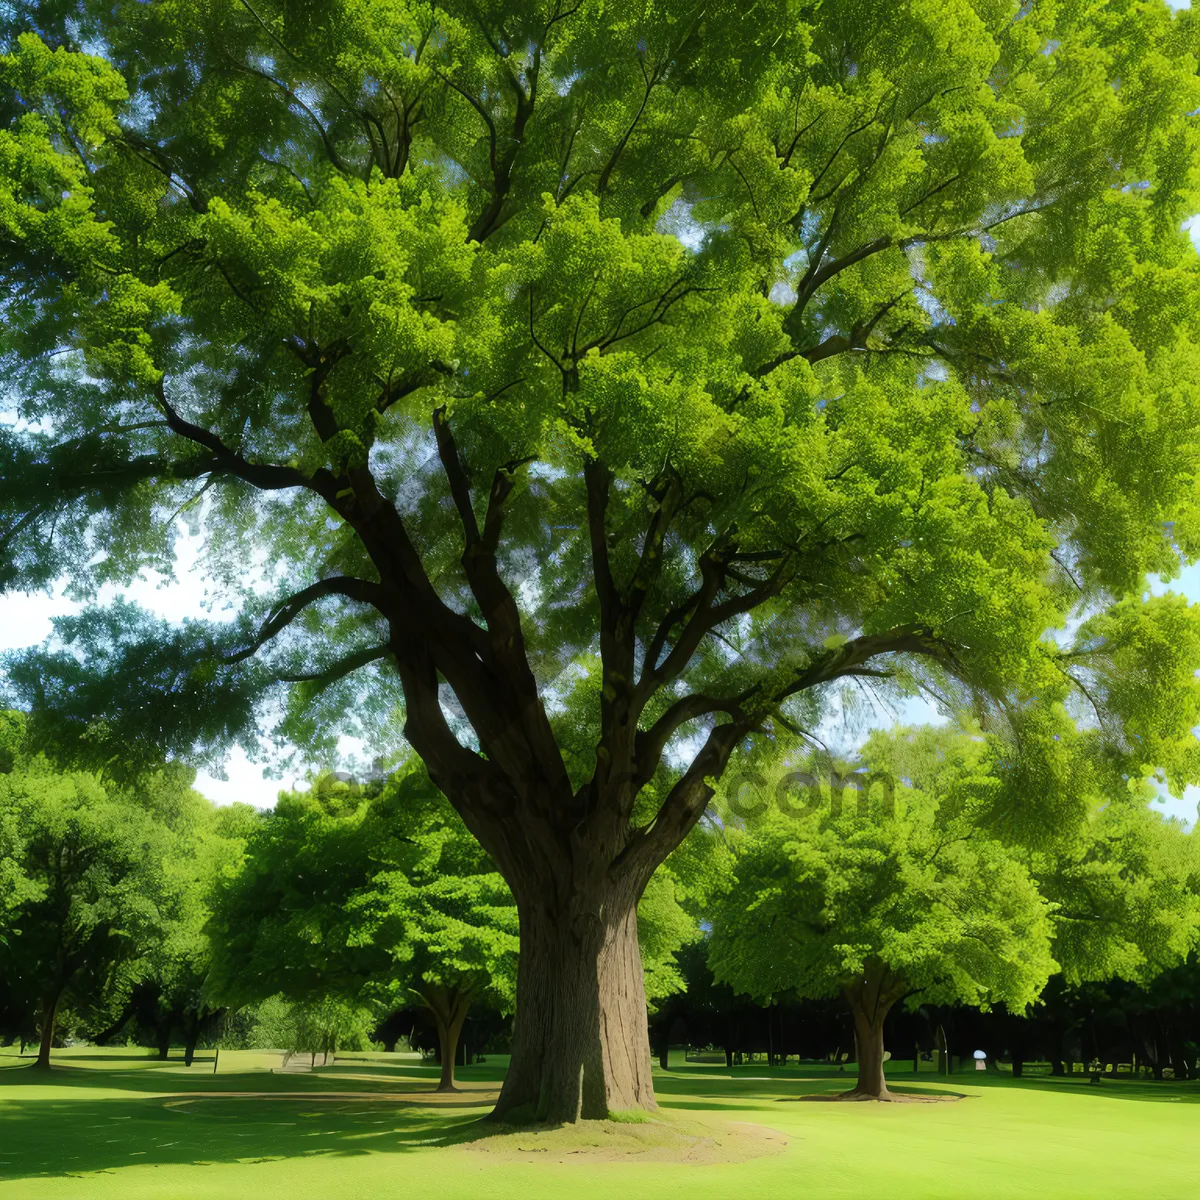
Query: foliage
[
  {"left": 0, "top": 751, "right": 173, "bottom": 1044},
  {"left": 1032, "top": 789, "right": 1200, "bottom": 987},
  {"left": 708, "top": 729, "right": 1057, "bottom": 1014},
  {"left": 206, "top": 766, "right": 520, "bottom": 1015},
  {"left": 245, "top": 994, "right": 377, "bottom": 1057}
]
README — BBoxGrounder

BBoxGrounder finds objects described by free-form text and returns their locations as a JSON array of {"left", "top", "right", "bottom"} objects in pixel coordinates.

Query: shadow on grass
[
  {"left": 0, "top": 1085, "right": 520, "bottom": 1182},
  {"left": 652, "top": 1065, "right": 1200, "bottom": 1106},
  {"left": 0, "top": 1056, "right": 505, "bottom": 1096},
  {"left": 4, "top": 1059, "right": 1200, "bottom": 1181}
]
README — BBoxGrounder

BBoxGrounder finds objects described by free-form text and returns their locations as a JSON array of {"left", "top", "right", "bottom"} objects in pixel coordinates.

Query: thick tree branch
[
  {"left": 623, "top": 623, "right": 965, "bottom": 877},
  {"left": 224, "top": 577, "right": 385, "bottom": 665},
  {"left": 152, "top": 382, "right": 339, "bottom": 502},
  {"left": 632, "top": 690, "right": 750, "bottom": 788}
]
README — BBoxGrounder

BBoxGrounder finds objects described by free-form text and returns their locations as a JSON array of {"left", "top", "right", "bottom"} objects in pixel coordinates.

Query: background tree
[
  {"left": 207, "top": 767, "right": 520, "bottom": 1091},
  {"left": 1026, "top": 790, "right": 1200, "bottom": 1076},
  {"left": 5, "top": 0, "right": 1200, "bottom": 1118},
  {"left": 1036, "top": 788, "right": 1200, "bottom": 989},
  {"left": 0, "top": 748, "right": 178, "bottom": 1068},
  {"left": 246, "top": 994, "right": 379, "bottom": 1067},
  {"left": 130, "top": 797, "right": 245, "bottom": 1064},
  {"left": 709, "top": 730, "right": 1057, "bottom": 1099}
]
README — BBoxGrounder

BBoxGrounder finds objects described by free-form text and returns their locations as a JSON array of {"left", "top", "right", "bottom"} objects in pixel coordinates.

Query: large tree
[{"left": 4, "top": 1, "right": 1200, "bottom": 1118}]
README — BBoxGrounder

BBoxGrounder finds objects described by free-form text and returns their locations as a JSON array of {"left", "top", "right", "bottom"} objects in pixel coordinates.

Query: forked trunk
[
  {"left": 420, "top": 983, "right": 471, "bottom": 1093},
  {"left": 492, "top": 896, "right": 656, "bottom": 1123},
  {"left": 840, "top": 962, "right": 905, "bottom": 1100}
]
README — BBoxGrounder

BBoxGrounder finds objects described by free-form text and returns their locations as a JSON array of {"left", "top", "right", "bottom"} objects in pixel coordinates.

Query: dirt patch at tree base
[{"left": 460, "top": 1114, "right": 789, "bottom": 1164}]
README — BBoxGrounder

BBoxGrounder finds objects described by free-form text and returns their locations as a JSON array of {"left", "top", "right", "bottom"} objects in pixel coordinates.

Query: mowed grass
[{"left": 1, "top": 1047, "right": 1198, "bottom": 1199}]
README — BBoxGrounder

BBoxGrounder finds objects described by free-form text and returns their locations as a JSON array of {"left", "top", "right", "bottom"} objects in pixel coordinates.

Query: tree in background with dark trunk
[
  {"left": 0, "top": 728, "right": 188, "bottom": 1069},
  {"left": 709, "top": 730, "right": 1056, "bottom": 1099},
  {"left": 6, "top": 0, "right": 1200, "bottom": 1120}
]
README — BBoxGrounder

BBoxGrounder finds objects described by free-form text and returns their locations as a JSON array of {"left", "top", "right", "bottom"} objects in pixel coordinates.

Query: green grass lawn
[{"left": 2, "top": 1047, "right": 1198, "bottom": 1199}]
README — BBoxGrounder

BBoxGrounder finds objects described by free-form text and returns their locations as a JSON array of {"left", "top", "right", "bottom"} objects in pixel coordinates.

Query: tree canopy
[
  {"left": 5, "top": 0, "right": 1200, "bottom": 1119},
  {"left": 708, "top": 728, "right": 1057, "bottom": 1098},
  {"left": 1033, "top": 786, "right": 1200, "bottom": 988},
  {"left": 207, "top": 765, "right": 519, "bottom": 1088},
  {"left": 0, "top": 731, "right": 189, "bottom": 1067}
]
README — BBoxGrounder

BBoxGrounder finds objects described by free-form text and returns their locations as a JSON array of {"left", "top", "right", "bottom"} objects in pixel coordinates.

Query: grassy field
[{"left": 1, "top": 1047, "right": 1197, "bottom": 1199}]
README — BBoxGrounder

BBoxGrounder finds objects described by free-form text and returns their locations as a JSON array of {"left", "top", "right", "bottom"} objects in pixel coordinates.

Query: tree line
[{"left": 4, "top": 710, "right": 1197, "bottom": 1099}]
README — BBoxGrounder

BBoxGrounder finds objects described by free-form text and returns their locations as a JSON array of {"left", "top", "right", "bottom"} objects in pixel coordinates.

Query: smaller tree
[
  {"left": 207, "top": 766, "right": 519, "bottom": 1091},
  {"left": 709, "top": 730, "right": 1056, "bottom": 1099},
  {"left": 247, "top": 995, "right": 377, "bottom": 1066},
  {"left": 0, "top": 742, "right": 174, "bottom": 1068},
  {"left": 1029, "top": 789, "right": 1200, "bottom": 1076},
  {"left": 140, "top": 796, "right": 248, "bottom": 1064}
]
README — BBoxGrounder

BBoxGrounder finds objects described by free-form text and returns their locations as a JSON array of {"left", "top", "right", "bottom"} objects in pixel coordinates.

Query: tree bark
[
  {"left": 420, "top": 982, "right": 471, "bottom": 1093},
  {"left": 184, "top": 1028, "right": 199, "bottom": 1067},
  {"left": 492, "top": 897, "right": 656, "bottom": 1123},
  {"left": 33, "top": 994, "right": 60, "bottom": 1070},
  {"left": 840, "top": 963, "right": 905, "bottom": 1100},
  {"left": 91, "top": 1001, "right": 135, "bottom": 1046}
]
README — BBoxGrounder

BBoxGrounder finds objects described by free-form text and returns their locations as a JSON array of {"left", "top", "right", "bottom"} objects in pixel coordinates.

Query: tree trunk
[
  {"left": 184, "top": 1028, "right": 199, "bottom": 1067},
  {"left": 1012, "top": 1055, "right": 1024, "bottom": 1078},
  {"left": 33, "top": 994, "right": 59, "bottom": 1070},
  {"left": 420, "top": 983, "right": 471, "bottom": 1093},
  {"left": 492, "top": 898, "right": 656, "bottom": 1123},
  {"left": 724, "top": 1046, "right": 733, "bottom": 1068},
  {"left": 92, "top": 1001, "right": 135, "bottom": 1047},
  {"left": 156, "top": 1020, "right": 172, "bottom": 1061},
  {"left": 840, "top": 963, "right": 905, "bottom": 1100}
]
